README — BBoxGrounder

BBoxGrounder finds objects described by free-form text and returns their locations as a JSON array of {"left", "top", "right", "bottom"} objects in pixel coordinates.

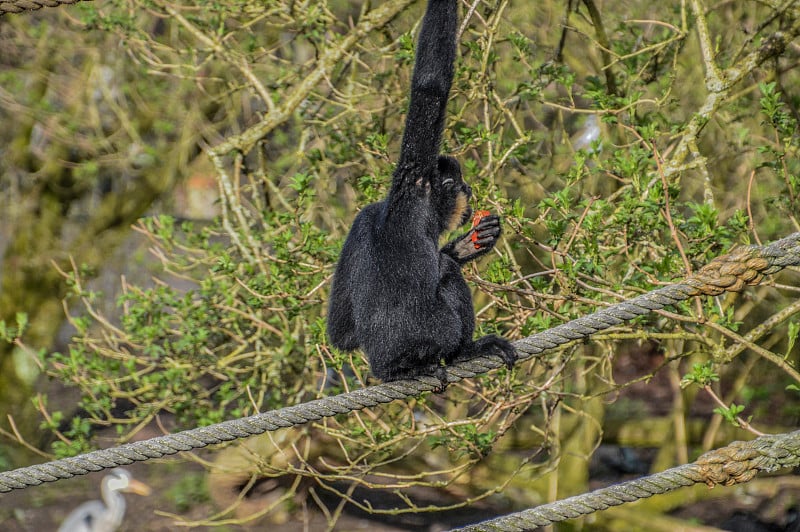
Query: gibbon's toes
[
  {"left": 433, "top": 365, "right": 449, "bottom": 393},
  {"left": 495, "top": 341, "right": 518, "bottom": 369},
  {"left": 475, "top": 335, "right": 518, "bottom": 369},
  {"left": 486, "top": 338, "right": 518, "bottom": 369}
]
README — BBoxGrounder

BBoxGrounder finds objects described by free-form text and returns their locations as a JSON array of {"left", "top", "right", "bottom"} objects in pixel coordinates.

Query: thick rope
[
  {"left": 451, "top": 430, "right": 800, "bottom": 531},
  {"left": 0, "top": 232, "right": 799, "bottom": 492},
  {"left": 0, "top": 0, "right": 85, "bottom": 15}
]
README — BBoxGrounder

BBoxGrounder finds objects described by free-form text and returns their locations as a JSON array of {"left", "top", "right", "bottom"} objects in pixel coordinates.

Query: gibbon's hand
[{"left": 442, "top": 214, "right": 502, "bottom": 265}]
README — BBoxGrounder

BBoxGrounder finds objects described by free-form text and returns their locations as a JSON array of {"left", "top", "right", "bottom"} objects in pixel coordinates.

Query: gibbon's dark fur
[{"left": 326, "top": 0, "right": 517, "bottom": 384}]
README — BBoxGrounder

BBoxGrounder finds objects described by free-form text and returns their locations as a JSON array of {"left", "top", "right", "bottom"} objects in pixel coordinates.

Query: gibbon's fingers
[
  {"left": 473, "top": 214, "right": 500, "bottom": 229},
  {"left": 472, "top": 235, "right": 499, "bottom": 248},
  {"left": 472, "top": 223, "right": 500, "bottom": 238},
  {"left": 471, "top": 215, "right": 501, "bottom": 249}
]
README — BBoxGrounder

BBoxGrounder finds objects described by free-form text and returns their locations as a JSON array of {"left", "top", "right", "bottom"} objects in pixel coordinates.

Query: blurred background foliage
[{"left": 1, "top": 0, "right": 800, "bottom": 529}]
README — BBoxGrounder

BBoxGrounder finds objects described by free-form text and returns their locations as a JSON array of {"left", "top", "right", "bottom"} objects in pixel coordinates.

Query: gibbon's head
[{"left": 435, "top": 155, "right": 472, "bottom": 233}]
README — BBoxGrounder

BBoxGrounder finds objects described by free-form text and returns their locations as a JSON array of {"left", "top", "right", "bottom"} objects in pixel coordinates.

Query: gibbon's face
[{"left": 436, "top": 155, "right": 473, "bottom": 232}]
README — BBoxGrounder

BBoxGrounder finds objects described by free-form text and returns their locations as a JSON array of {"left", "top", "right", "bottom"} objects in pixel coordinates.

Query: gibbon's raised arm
[{"left": 395, "top": 0, "right": 458, "bottom": 180}]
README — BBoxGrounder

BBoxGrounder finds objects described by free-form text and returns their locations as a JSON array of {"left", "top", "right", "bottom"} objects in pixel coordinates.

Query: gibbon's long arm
[{"left": 395, "top": 0, "right": 458, "bottom": 180}]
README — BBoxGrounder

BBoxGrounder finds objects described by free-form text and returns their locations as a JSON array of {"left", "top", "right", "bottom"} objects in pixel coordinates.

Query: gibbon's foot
[
  {"left": 433, "top": 365, "right": 449, "bottom": 393},
  {"left": 474, "top": 334, "right": 518, "bottom": 369},
  {"left": 378, "top": 363, "right": 449, "bottom": 393}
]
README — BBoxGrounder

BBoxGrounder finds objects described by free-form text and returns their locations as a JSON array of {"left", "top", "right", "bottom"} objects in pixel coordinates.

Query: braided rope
[
  {"left": 0, "top": 0, "right": 85, "bottom": 15},
  {"left": 452, "top": 430, "right": 800, "bottom": 531},
  {"left": 0, "top": 232, "right": 798, "bottom": 492}
]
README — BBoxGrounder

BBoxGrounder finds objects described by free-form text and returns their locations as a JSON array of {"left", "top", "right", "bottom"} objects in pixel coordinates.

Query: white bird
[{"left": 57, "top": 468, "right": 151, "bottom": 532}]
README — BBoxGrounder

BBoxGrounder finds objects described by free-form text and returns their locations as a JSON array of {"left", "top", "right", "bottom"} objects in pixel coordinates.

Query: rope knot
[
  {"left": 686, "top": 246, "right": 770, "bottom": 296},
  {"left": 694, "top": 441, "right": 762, "bottom": 486},
  {"left": 693, "top": 432, "right": 800, "bottom": 488}
]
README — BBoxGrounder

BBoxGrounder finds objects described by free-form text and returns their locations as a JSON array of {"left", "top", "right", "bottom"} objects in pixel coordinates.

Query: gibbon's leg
[
  {"left": 441, "top": 214, "right": 502, "bottom": 265},
  {"left": 365, "top": 292, "right": 465, "bottom": 384},
  {"left": 372, "top": 346, "right": 447, "bottom": 385},
  {"left": 382, "top": 350, "right": 452, "bottom": 393}
]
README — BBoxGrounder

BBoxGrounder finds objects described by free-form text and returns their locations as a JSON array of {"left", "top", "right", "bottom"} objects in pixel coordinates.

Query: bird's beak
[{"left": 125, "top": 478, "right": 152, "bottom": 496}]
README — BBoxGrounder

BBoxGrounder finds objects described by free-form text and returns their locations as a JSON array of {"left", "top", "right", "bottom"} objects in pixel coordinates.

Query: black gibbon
[{"left": 326, "top": 0, "right": 517, "bottom": 385}]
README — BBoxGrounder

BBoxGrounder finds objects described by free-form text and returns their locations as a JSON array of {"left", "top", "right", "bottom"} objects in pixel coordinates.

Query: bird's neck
[{"left": 101, "top": 482, "right": 126, "bottom": 528}]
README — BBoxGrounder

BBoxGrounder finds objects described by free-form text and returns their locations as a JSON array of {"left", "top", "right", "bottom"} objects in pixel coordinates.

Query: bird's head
[{"left": 107, "top": 468, "right": 152, "bottom": 496}]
